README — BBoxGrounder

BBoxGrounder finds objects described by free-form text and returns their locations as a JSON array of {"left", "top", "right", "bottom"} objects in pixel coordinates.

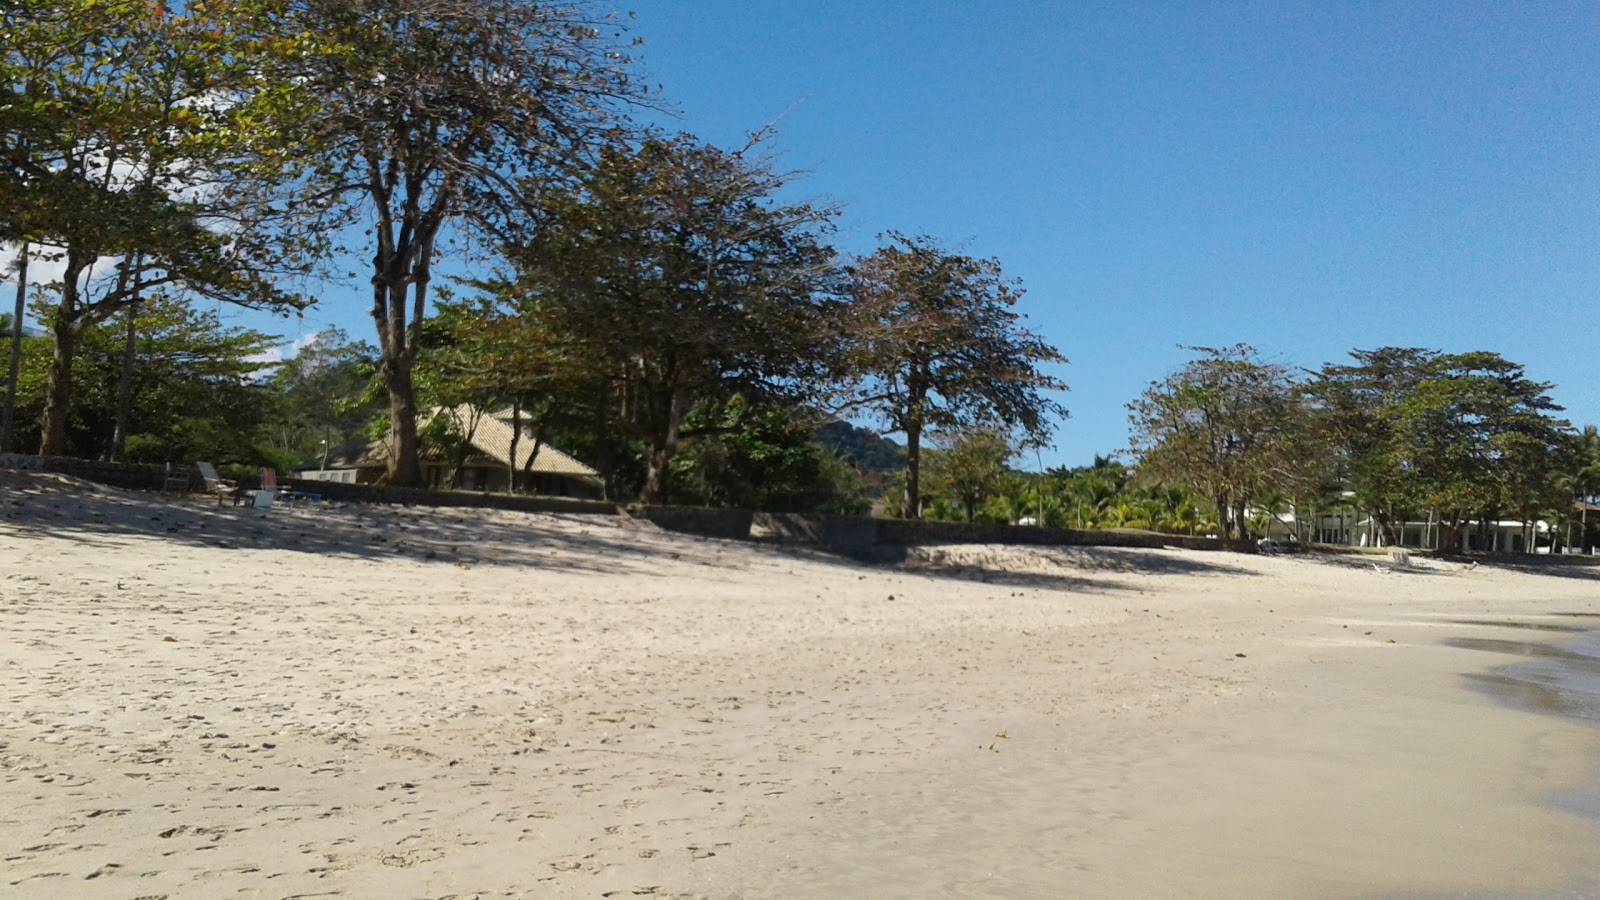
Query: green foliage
[
  {"left": 925, "top": 429, "right": 1017, "bottom": 523},
  {"left": 669, "top": 398, "right": 868, "bottom": 515},
  {"left": 1, "top": 294, "right": 281, "bottom": 462},
  {"left": 262, "top": 327, "right": 382, "bottom": 465},
  {"left": 512, "top": 130, "right": 842, "bottom": 504},
  {"left": 2, "top": 0, "right": 322, "bottom": 453},
  {"left": 1313, "top": 347, "right": 1572, "bottom": 549},
  {"left": 815, "top": 419, "right": 905, "bottom": 474}
]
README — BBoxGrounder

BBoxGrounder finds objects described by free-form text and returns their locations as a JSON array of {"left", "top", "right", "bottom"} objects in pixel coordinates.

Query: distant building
[
  {"left": 296, "top": 406, "right": 604, "bottom": 499},
  {"left": 1259, "top": 504, "right": 1597, "bottom": 554}
]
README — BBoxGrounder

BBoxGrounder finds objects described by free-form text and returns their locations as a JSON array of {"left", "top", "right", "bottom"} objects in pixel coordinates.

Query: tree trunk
[
  {"left": 901, "top": 420, "right": 924, "bottom": 519},
  {"left": 506, "top": 398, "right": 521, "bottom": 493},
  {"left": 1380, "top": 509, "right": 1400, "bottom": 547},
  {"left": 38, "top": 312, "right": 79, "bottom": 457},
  {"left": 109, "top": 302, "right": 138, "bottom": 461},
  {"left": 372, "top": 242, "right": 430, "bottom": 487},
  {"left": 1, "top": 241, "right": 28, "bottom": 453},
  {"left": 642, "top": 384, "right": 687, "bottom": 506},
  {"left": 520, "top": 404, "right": 554, "bottom": 496},
  {"left": 382, "top": 352, "right": 422, "bottom": 487},
  {"left": 37, "top": 249, "right": 129, "bottom": 456}
]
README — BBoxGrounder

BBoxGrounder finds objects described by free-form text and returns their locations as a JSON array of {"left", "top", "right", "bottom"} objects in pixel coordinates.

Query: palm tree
[{"left": 1573, "top": 425, "right": 1600, "bottom": 551}]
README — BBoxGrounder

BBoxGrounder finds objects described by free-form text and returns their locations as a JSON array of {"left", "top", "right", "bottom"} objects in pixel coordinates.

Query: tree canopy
[
  {"left": 2, "top": 0, "right": 320, "bottom": 453},
  {"left": 1127, "top": 344, "right": 1326, "bottom": 540},
  {"left": 508, "top": 131, "right": 842, "bottom": 504},
  {"left": 271, "top": 0, "right": 647, "bottom": 486},
  {"left": 837, "top": 232, "right": 1067, "bottom": 519}
]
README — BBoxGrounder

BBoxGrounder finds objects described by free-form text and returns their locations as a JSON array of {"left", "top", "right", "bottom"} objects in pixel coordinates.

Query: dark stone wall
[
  {"left": 1, "top": 453, "right": 1258, "bottom": 556},
  {"left": 753, "top": 511, "right": 1257, "bottom": 559},
  {"left": 631, "top": 505, "right": 754, "bottom": 540},
  {"left": 0, "top": 454, "right": 619, "bottom": 516}
]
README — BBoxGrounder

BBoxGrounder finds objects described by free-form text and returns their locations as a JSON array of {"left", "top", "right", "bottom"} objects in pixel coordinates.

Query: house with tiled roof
[{"left": 296, "top": 406, "right": 604, "bottom": 499}]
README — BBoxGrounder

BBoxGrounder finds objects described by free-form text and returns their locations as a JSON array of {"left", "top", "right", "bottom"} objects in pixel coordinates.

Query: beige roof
[
  {"left": 432, "top": 406, "right": 599, "bottom": 477},
  {"left": 317, "top": 407, "right": 598, "bottom": 479}
]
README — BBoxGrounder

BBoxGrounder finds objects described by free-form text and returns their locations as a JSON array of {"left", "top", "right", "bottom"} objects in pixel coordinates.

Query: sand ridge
[{"left": 2, "top": 472, "right": 1598, "bottom": 897}]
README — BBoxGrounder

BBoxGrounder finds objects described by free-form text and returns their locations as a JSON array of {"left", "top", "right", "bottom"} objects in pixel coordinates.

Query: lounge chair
[
  {"left": 273, "top": 469, "right": 321, "bottom": 505},
  {"left": 196, "top": 462, "right": 239, "bottom": 506},
  {"left": 160, "top": 462, "right": 194, "bottom": 496},
  {"left": 242, "top": 467, "right": 279, "bottom": 509}
]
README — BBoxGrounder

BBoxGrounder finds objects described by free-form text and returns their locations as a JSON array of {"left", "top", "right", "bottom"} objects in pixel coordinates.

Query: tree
[
  {"left": 1127, "top": 344, "right": 1317, "bottom": 540},
  {"left": 2, "top": 0, "right": 316, "bottom": 455},
  {"left": 276, "top": 0, "right": 645, "bottom": 486},
  {"left": 512, "top": 132, "right": 842, "bottom": 504},
  {"left": 1387, "top": 352, "right": 1568, "bottom": 552},
  {"left": 1311, "top": 347, "right": 1437, "bottom": 544},
  {"left": 0, "top": 292, "right": 282, "bottom": 463},
  {"left": 1312, "top": 348, "right": 1570, "bottom": 552},
  {"left": 669, "top": 397, "right": 868, "bottom": 515},
  {"left": 837, "top": 232, "right": 1067, "bottom": 519},
  {"left": 926, "top": 429, "right": 1016, "bottom": 523},
  {"left": 263, "top": 327, "right": 383, "bottom": 464}
]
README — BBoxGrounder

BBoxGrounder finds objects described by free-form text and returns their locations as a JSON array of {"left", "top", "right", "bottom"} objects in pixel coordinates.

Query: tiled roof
[
  {"left": 313, "top": 407, "right": 598, "bottom": 478},
  {"left": 433, "top": 406, "right": 598, "bottom": 477}
]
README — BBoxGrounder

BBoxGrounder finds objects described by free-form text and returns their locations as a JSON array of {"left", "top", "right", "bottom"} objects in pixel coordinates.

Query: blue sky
[{"left": 247, "top": 1, "right": 1600, "bottom": 467}]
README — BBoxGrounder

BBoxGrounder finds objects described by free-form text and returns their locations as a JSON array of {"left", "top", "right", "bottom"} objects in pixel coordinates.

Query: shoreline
[
  {"left": 712, "top": 612, "right": 1600, "bottom": 899},
  {"left": 3, "top": 474, "right": 1599, "bottom": 897}
]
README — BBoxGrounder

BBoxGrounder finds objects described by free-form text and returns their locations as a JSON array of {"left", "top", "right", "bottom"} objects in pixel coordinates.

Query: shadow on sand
[
  {"left": 882, "top": 544, "right": 1259, "bottom": 594},
  {"left": 3, "top": 472, "right": 1261, "bottom": 593},
  {"left": 1473, "top": 556, "right": 1600, "bottom": 582},
  {"left": 0, "top": 472, "right": 727, "bottom": 578}
]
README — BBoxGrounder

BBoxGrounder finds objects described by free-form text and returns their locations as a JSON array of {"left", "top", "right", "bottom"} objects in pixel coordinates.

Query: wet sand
[{"left": 2, "top": 471, "right": 1599, "bottom": 898}]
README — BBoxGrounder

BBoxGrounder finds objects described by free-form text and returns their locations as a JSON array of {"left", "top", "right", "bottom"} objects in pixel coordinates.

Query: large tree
[
  {"left": 1313, "top": 347, "right": 1570, "bottom": 551},
  {"left": 512, "top": 131, "right": 842, "bottom": 504},
  {"left": 1, "top": 0, "right": 316, "bottom": 455},
  {"left": 276, "top": 0, "right": 644, "bottom": 486},
  {"left": 1386, "top": 351, "right": 1568, "bottom": 552},
  {"left": 837, "top": 232, "right": 1067, "bottom": 519},
  {"left": 1127, "top": 344, "right": 1320, "bottom": 540}
]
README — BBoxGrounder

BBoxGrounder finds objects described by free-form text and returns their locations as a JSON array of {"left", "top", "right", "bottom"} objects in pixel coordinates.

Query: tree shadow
[
  {"left": 811, "top": 542, "right": 1262, "bottom": 594},
  {"left": 0, "top": 472, "right": 746, "bottom": 578},
  {"left": 1292, "top": 551, "right": 1445, "bottom": 576},
  {"left": 1473, "top": 557, "right": 1600, "bottom": 582},
  {"left": 4, "top": 472, "right": 1266, "bottom": 594}
]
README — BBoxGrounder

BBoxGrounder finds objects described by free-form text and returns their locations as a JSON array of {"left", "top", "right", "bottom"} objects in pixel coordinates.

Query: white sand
[{"left": 2, "top": 471, "right": 1599, "bottom": 898}]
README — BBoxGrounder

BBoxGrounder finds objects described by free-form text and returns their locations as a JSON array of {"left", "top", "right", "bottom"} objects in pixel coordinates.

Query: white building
[{"left": 1259, "top": 507, "right": 1579, "bottom": 554}]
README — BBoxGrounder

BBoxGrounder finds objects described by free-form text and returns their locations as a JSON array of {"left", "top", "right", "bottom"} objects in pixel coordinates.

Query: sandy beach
[{"left": 3, "top": 470, "right": 1599, "bottom": 898}]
